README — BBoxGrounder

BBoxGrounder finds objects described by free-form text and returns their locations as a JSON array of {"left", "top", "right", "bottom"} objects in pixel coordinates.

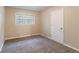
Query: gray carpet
[{"left": 1, "top": 35, "right": 78, "bottom": 53}]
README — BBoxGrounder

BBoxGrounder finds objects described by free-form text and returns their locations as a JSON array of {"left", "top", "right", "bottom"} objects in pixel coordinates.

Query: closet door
[{"left": 50, "top": 8, "right": 64, "bottom": 44}]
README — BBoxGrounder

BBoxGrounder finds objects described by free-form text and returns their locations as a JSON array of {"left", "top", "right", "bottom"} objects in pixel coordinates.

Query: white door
[{"left": 50, "top": 8, "right": 63, "bottom": 44}]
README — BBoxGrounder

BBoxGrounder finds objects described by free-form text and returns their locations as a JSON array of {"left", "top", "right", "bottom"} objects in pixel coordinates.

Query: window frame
[{"left": 15, "top": 13, "right": 35, "bottom": 25}]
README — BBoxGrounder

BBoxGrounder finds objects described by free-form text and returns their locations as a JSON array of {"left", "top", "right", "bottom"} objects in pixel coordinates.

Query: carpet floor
[{"left": 1, "top": 35, "right": 78, "bottom": 53}]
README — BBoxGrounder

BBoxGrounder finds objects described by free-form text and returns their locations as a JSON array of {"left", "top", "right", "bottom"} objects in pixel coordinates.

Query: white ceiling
[{"left": 10, "top": 6, "right": 49, "bottom": 12}]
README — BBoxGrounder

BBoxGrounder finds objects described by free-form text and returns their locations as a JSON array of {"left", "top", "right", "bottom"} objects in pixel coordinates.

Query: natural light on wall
[{"left": 15, "top": 13, "right": 35, "bottom": 25}]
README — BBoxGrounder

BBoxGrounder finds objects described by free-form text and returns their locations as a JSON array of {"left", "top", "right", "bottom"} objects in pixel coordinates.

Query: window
[{"left": 15, "top": 13, "right": 35, "bottom": 25}]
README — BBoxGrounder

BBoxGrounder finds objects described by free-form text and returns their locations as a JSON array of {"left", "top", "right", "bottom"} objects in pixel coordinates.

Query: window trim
[{"left": 15, "top": 13, "right": 35, "bottom": 25}]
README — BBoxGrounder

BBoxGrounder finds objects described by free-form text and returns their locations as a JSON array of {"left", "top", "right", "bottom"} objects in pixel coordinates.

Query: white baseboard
[
  {"left": 41, "top": 34, "right": 79, "bottom": 52},
  {"left": 32, "top": 33, "right": 40, "bottom": 36},
  {"left": 6, "top": 35, "right": 31, "bottom": 40},
  {"left": 41, "top": 34, "right": 50, "bottom": 39},
  {"left": 63, "top": 43, "right": 79, "bottom": 52},
  {"left": 6, "top": 33, "right": 40, "bottom": 40}
]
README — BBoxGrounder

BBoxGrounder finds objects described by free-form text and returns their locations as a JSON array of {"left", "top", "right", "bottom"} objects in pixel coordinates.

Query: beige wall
[
  {"left": 64, "top": 7, "right": 79, "bottom": 50},
  {"left": 0, "top": 6, "right": 5, "bottom": 51},
  {"left": 41, "top": 7, "right": 51, "bottom": 37},
  {"left": 5, "top": 7, "right": 41, "bottom": 40}
]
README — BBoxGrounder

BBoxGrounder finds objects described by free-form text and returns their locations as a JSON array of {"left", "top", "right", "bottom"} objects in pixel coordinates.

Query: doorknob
[{"left": 60, "top": 27, "right": 63, "bottom": 30}]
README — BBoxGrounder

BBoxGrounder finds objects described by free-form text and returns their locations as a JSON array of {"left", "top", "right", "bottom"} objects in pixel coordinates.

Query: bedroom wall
[
  {"left": 0, "top": 6, "right": 5, "bottom": 51},
  {"left": 64, "top": 7, "right": 79, "bottom": 50},
  {"left": 5, "top": 7, "right": 41, "bottom": 40}
]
